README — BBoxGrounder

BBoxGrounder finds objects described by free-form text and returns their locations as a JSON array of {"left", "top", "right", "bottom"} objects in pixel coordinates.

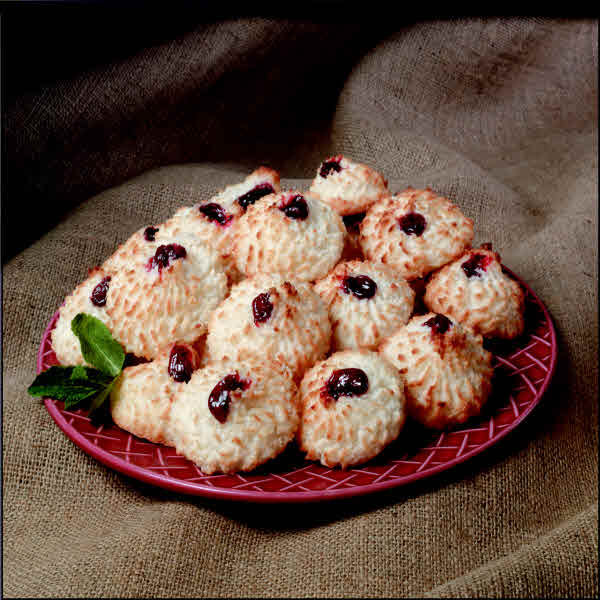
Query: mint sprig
[
  {"left": 71, "top": 313, "right": 125, "bottom": 378},
  {"left": 29, "top": 313, "right": 126, "bottom": 421},
  {"left": 28, "top": 365, "right": 113, "bottom": 408}
]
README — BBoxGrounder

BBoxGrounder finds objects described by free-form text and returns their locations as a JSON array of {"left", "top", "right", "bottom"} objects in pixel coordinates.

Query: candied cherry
[
  {"left": 398, "top": 212, "right": 426, "bottom": 236},
  {"left": 341, "top": 275, "right": 377, "bottom": 300},
  {"left": 461, "top": 253, "right": 493, "bottom": 278},
  {"left": 208, "top": 373, "right": 251, "bottom": 423},
  {"left": 199, "top": 203, "right": 233, "bottom": 226},
  {"left": 279, "top": 194, "right": 309, "bottom": 220},
  {"left": 146, "top": 244, "right": 187, "bottom": 272},
  {"left": 424, "top": 314, "right": 452, "bottom": 334},
  {"left": 144, "top": 227, "right": 159, "bottom": 242},
  {"left": 252, "top": 292, "right": 273, "bottom": 325},
  {"left": 168, "top": 345, "right": 196, "bottom": 384},
  {"left": 319, "top": 157, "right": 342, "bottom": 178},
  {"left": 90, "top": 276, "right": 111, "bottom": 307},
  {"left": 237, "top": 183, "right": 275, "bottom": 211},
  {"left": 322, "top": 368, "right": 369, "bottom": 402}
]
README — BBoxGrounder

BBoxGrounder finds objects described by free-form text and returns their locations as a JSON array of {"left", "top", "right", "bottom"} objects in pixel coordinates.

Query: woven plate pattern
[{"left": 39, "top": 268, "right": 556, "bottom": 503}]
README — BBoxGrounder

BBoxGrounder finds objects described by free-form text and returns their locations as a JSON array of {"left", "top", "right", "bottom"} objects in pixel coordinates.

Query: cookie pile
[{"left": 51, "top": 156, "right": 525, "bottom": 474}]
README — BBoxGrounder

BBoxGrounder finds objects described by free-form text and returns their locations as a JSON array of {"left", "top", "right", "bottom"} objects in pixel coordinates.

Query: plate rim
[{"left": 39, "top": 266, "right": 558, "bottom": 503}]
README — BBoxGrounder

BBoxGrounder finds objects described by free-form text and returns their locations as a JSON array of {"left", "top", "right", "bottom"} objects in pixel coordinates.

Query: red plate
[{"left": 39, "top": 267, "right": 557, "bottom": 503}]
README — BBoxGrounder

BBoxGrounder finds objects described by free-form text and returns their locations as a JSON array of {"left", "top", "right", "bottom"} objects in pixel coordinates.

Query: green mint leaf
[
  {"left": 71, "top": 313, "right": 125, "bottom": 378},
  {"left": 28, "top": 365, "right": 111, "bottom": 406},
  {"left": 29, "top": 313, "right": 126, "bottom": 422},
  {"left": 73, "top": 366, "right": 114, "bottom": 388},
  {"left": 71, "top": 365, "right": 88, "bottom": 380},
  {"left": 87, "top": 378, "right": 118, "bottom": 426},
  {"left": 62, "top": 390, "right": 103, "bottom": 410}
]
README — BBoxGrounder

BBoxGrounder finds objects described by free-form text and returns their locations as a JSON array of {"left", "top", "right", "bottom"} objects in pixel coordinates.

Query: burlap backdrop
[{"left": 3, "top": 16, "right": 598, "bottom": 598}]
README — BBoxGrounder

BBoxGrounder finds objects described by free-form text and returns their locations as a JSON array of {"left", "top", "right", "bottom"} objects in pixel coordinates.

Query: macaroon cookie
[
  {"left": 105, "top": 232, "right": 228, "bottom": 360},
  {"left": 314, "top": 260, "right": 415, "bottom": 351},
  {"left": 233, "top": 190, "right": 345, "bottom": 282},
  {"left": 380, "top": 313, "right": 493, "bottom": 429},
  {"left": 110, "top": 343, "right": 202, "bottom": 445},
  {"left": 167, "top": 359, "right": 299, "bottom": 474},
  {"left": 360, "top": 187, "right": 474, "bottom": 280},
  {"left": 298, "top": 349, "right": 406, "bottom": 469},
  {"left": 206, "top": 274, "right": 331, "bottom": 381},
  {"left": 424, "top": 244, "right": 525, "bottom": 339},
  {"left": 309, "top": 154, "right": 389, "bottom": 216}
]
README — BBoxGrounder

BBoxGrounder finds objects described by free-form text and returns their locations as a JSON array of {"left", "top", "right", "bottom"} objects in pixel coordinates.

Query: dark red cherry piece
[
  {"left": 424, "top": 314, "right": 452, "bottom": 334},
  {"left": 146, "top": 244, "right": 187, "bottom": 272},
  {"left": 319, "top": 157, "right": 342, "bottom": 178},
  {"left": 322, "top": 368, "right": 369, "bottom": 402},
  {"left": 461, "top": 253, "right": 493, "bottom": 278},
  {"left": 341, "top": 275, "right": 377, "bottom": 299},
  {"left": 279, "top": 195, "right": 309, "bottom": 220},
  {"left": 90, "top": 276, "right": 111, "bottom": 307},
  {"left": 252, "top": 292, "right": 273, "bottom": 325},
  {"left": 398, "top": 212, "right": 427, "bottom": 236},
  {"left": 168, "top": 345, "right": 195, "bottom": 384},
  {"left": 144, "top": 227, "right": 159, "bottom": 241},
  {"left": 199, "top": 202, "right": 233, "bottom": 226},
  {"left": 208, "top": 373, "right": 251, "bottom": 423},
  {"left": 236, "top": 183, "right": 275, "bottom": 210}
]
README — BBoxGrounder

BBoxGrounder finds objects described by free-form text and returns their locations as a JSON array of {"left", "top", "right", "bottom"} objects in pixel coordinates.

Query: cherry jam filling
[
  {"left": 146, "top": 244, "right": 187, "bottom": 272},
  {"left": 424, "top": 314, "right": 452, "bottom": 334},
  {"left": 342, "top": 212, "right": 366, "bottom": 234},
  {"left": 168, "top": 345, "right": 195, "bottom": 384},
  {"left": 319, "top": 157, "right": 342, "bottom": 178},
  {"left": 461, "top": 253, "right": 493, "bottom": 278},
  {"left": 236, "top": 183, "right": 275, "bottom": 211},
  {"left": 208, "top": 373, "right": 251, "bottom": 423},
  {"left": 341, "top": 275, "right": 377, "bottom": 299},
  {"left": 199, "top": 203, "right": 233, "bottom": 226},
  {"left": 90, "top": 276, "right": 111, "bottom": 307},
  {"left": 322, "top": 368, "right": 369, "bottom": 402},
  {"left": 252, "top": 292, "right": 273, "bottom": 325},
  {"left": 398, "top": 212, "right": 427, "bottom": 236},
  {"left": 279, "top": 194, "right": 309, "bottom": 220},
  {"left": 143, "top": 227, "right": 159, "bottom": 242}
]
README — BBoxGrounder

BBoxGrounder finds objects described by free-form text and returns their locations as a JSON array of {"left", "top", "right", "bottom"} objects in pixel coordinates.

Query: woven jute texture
[{"left": 3, "top": 17, "right": 598, "bottom": 598}]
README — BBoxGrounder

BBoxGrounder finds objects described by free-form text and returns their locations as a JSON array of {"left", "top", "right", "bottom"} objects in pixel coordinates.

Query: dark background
[{"left": 2, "top": 2, "right": 394, "bottom": 261}]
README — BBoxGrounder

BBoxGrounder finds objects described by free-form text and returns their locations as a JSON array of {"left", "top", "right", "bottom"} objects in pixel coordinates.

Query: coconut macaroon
[
  {"left": 309, "top": 155, "right": 389, "bottom": 216},
  {"left": 51, "top": 268, "right": 116, "bottom": 366},
  {"left": 359, "top": 187, "right": 474, "bottom": 280},
  {"left": 380, "top": 313, "right": 493, "bottom": 430},
  {"left": 110, "top": 343, "right": 202, "bottom": 445},
  {"left": 233, "top": 191, "right": 345, "bottom": 282},
  {"left": 158, "top": 167, "right": 280, "bottom": 280},
  {"left": 424, "top": 245, "right": 525, "bottom": 339},
  {"left": 105, "top": 233, "right": 228, "bottom": 360},
  {"left": 297, "top": 349, "right": 406, "bottom": 469},
  {"left": 314, "top": 260, "right": 415, "bottom": 351},
  {"left": 167, "top": 359, "right": 299, "bottom": 474},
  {"left": 206, "top": 274, "right": 331, "bottom": 381}
]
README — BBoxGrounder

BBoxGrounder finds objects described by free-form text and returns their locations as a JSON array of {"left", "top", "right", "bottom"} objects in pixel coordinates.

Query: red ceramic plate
[{"left": 39, "top": 267, "right": 557, "bottom": 503}]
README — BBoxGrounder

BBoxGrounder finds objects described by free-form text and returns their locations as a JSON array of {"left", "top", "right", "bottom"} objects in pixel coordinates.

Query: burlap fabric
[{"left": 3, "top": 16, "right": 598, "bottom": 598}]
